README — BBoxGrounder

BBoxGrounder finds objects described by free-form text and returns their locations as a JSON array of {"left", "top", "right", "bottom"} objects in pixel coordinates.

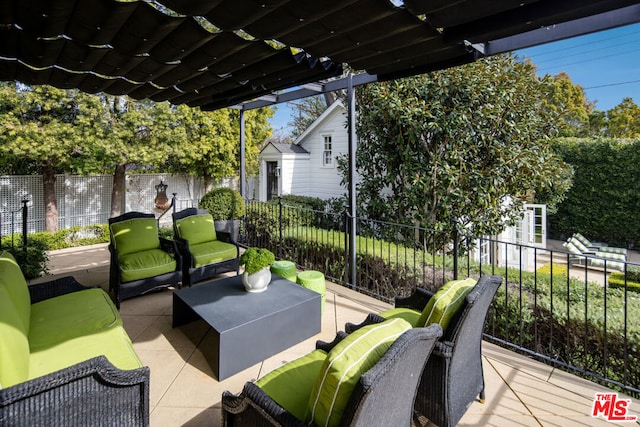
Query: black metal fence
[{"left": 243, "top": 199, "right": 640, "bottom": 398}]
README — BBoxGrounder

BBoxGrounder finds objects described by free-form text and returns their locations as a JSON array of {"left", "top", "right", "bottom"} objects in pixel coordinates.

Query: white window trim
[{"left": 322, "top": 134, "right": 333, "bottom": 168}]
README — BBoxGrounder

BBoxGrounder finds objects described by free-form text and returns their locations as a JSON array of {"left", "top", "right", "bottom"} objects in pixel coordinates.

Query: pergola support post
[
  {"left": 239, "top": 109, "right": 246, "bottom": 198},
  {"left": 347, "top": 73, "right": 357, "bottom": 289}
]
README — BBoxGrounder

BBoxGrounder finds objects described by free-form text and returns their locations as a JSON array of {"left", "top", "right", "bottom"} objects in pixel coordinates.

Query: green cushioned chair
[
  {"left": 172, "top": 208, "right": 239, "bottom": 287},
  {"left": 222, "top": 320, "right": 442, "bottom": 427},
  {"left": 345, "top": 274, "right": 502, "bottom": 427},
  {"left": 109, "top": 211, "right": 182, "bottom": 308}
]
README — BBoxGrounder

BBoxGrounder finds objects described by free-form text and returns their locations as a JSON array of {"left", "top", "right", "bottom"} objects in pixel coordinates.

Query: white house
[{"left": 258, "top": 100, "right": 349, "bottom": 201}]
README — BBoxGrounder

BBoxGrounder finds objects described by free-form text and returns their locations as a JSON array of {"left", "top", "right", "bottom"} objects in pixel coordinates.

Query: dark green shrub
[
  {"left": 199, "top": 187, "right": 245, "bottom": 220},
  {"left": 608, "top": 268, "right": 640, "bottom": 292},
  {"left": 2, "top": 238, "right": 49, "bottom": 279}
]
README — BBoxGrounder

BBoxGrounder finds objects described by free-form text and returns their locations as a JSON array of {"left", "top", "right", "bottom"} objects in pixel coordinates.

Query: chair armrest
[
  {"left": 28, "top": 276, "right": 94, "bottom": 304},
  {"left": 394, "top": 287, "right": 434, "bottom": 310},
  {"left": 222, "top": 382, "right": 307, "bottom": 427},
  {"left": 160, "top": 238, "right": 182, "bottom": 267},
  {"left": 0, "top": 356, "right": 149, "bottom": 426},
  {"left": 216, "top": 230, "right": 237, "bottom": 245},
  {"left": 344, "top": 312, "right": 387, "bottom": 334}
]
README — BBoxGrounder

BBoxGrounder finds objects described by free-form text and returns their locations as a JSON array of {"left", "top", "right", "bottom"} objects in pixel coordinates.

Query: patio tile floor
[{"left": 31, "top": 243, "right": 640, "bottom": 426}]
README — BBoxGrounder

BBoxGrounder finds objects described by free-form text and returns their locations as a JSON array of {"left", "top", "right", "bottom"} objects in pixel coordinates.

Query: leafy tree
[
  {"left": 606, "top": 97, "right": 640, "bottom": 138},
  {"left": 287, "top": 96, "right": 328, "bottom": 139},
  {"left": 545, "top": 72, "right": 594, "bottom": 137},
  {"left": 351, "top": 54, "right": 572, "bottom": 243},
  {"left": 0, "top": 83, "right": 105, "bottom": 231}
]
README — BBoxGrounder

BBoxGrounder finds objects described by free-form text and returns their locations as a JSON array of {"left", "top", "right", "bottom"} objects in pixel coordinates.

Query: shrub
[
  {"left": 2, "top": 238, "right": 49, "bottom": 279},
  {"left": 608, "top": 268, "right": 640, "bottom": 293},
  {"left": 199, "top": 187, "right": 245, "bottom": 220},
  {"left": 239, "top": 247, "right": 275, "bottom": 274}
]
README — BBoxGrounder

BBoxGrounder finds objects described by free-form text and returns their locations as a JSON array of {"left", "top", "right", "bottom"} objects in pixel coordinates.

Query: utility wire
[{"left": 584, "top": 79, "right": 640, "bottom": 90}]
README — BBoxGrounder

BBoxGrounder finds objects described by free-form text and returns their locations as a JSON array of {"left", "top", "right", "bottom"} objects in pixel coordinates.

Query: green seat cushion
[
  {"left": 0, "top": 286, "right": 30, "bottom": 388},
  {"left": 256, "top": 349, "right": 327, "bottom": 420},
  {"left": 29, "top": 288, "right": 122, "bottom": 351},
  {"left": 175, "top": 214, "right": 217, "bottom": 246},
  {"left": 110, "top": 217, "right": 161, "bottom": 256},
  {"left": 417, "top": 277, "right": 477, "bottom": 330},
  {"left": 306, "top": 318, "right": 412, "bottom": 427},
  {"left": 29, "top": 325, "right": 143, "bottom": 381},
  {"left": 119, "top": 249, "right": 176, "bottom": 282},
  {"left": 0, "top": 251, "right": 31, "bottom": 332},
  {"left": 189, "top": 240, "right": 237, "bottom": 268},
  {"left": 379, "top": 307, "right": 421, "bottom": 327}
]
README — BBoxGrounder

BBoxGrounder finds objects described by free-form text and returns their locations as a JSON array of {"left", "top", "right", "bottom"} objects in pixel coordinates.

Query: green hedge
[{"left": 548, "top": 137, "right": 640, "bottom": 247}]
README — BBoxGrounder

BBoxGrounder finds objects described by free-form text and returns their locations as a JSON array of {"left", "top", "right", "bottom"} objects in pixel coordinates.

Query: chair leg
[{"left": 479, "top": 388, "right": 486, "bottom": 404}]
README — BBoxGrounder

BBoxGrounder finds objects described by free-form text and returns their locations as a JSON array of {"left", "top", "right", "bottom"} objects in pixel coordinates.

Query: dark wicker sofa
[{"left": 0, "top": 252, "right": 149, "bottom": 426}]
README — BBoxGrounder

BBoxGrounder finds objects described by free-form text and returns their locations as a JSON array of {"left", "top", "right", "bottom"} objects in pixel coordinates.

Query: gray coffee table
[{"left": 172, "top": 274, "right": 321, "bottom": 380}]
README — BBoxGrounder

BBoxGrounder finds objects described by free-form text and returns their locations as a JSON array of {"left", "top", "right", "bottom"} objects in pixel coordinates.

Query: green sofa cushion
[
  {"left": 306, "top": 318, "right": 411, "bottom": 427},
  {"left": 379, "top": 307, "right": 421, "bottom": 327},
  {"left": 0, "top": 285, "right": 30, "bottom": 388},
  {"left": 29, "top": 325, "right": 143, "bottom": 381},
  {"left": 0, "top": 251, "right": 31, "bottom": 333},
  {"left": 189, "top": 240, "right": 237, "bottom": 268},
  {"left": 110, "top": 217, "right": 161, "bottom": 256},
  {"left": 119, "top": 249, "right": 177, "bottom": 282},
  {"left": 175, "top": 214, "right": 217, "bottom": 246},
  {"left": 256, "top": 349, "right": 327, "bottom": 420},
  {"left": 29, "top": 288, "right": 121, "bottom": 351},
  {"left": 417, "top": 277, "right": 476, "bottom": 330}
]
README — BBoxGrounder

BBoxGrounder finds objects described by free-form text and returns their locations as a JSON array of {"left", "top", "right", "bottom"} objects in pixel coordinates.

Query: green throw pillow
[
  {"left": 110, "top": 218, "right": 161, "bottom": 256},
  {"left": 256, "top": 349, "right": 328, "bottom": 420},
  {"left": 417, "top": 277, "right": 476, "bottom": 331},
  {"left": 175, "top": 214, "right": 217, "bottom": 246},
  {"left": 306, "top": 318, "right": 411, "bottom": 427}
]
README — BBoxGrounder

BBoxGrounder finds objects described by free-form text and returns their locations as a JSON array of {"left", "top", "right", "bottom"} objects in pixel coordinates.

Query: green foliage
[
  {"left": 1, "top": 238, "right": 49, "bottom": 279},
  {"left": 239, "top": 247, "right": 275, "bottom": 274},
  {"left": 549, "top": 138, "right": 640, "bottom": 246},
  {"left": 605, "top": 97, "right": 640, "bottom": 138},
  {"left": 544, "top": 72, "right": 594, "bottom": 137},
  {"left": 352, "top": 54, "right": 572, "bottom": 243},
  {"left": 608, "top": 267, "right": 640, "bottom": 292},
  {"left": 199, "top": 187, "right": 245, "bottom": 220}
]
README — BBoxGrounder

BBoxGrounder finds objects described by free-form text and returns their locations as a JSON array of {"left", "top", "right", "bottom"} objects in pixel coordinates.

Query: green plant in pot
[
  {"left": 239, "top": 247, "right": 275, "bottom": 292},
  {"left": 198, "top": 187, "right": 245, "bottom": 242}
]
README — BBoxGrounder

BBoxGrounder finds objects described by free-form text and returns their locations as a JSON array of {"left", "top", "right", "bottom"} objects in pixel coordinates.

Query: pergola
[{"left": 2, "top": 0, "right": 639, "bottom": 282}]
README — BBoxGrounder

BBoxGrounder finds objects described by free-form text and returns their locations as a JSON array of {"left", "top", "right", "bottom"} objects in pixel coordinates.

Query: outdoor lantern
[{"left": 154, "top": 180, "right": 170, "bottom": 210}]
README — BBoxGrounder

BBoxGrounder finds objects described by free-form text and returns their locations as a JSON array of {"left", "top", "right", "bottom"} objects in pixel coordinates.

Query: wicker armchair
[
  {"left": 0, "top": 276, "right": 150, "bottom": 426},
  {"left": 394, "top": 274, "right": 502, "bottom": 427},
  {"left": 108, "top": 211, "right": 182, "bottom": 308},
  {"left": 172, "top": 208, "right": 239, "bottom": 287},
  {"left": 221, "top": 325, "right": 442, "bottom": 427}
]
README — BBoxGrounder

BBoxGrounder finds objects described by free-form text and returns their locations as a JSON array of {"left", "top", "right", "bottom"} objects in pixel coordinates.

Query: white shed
[{"left": 258, "top": 100, "right": 349, "bottom": 201}]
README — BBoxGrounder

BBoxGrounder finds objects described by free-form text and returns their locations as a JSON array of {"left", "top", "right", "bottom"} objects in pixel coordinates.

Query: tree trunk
[
  {"left": 43, "top": 162, "right": 58, "bottom": 232},
  {"left": 110, "top": 164, "right": 126, "bottom": 218}
]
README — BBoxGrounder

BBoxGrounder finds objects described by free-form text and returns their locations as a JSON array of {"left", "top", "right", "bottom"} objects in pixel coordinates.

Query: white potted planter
[
  {"left": 239, "top": 247, "right": 275, "bottom": 293},
  {"left": 242, "top": 266, "right": 272, "bottom": 292}
]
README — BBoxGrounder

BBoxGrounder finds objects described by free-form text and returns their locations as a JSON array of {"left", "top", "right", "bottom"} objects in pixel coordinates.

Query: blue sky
[{"left": 269, "top": 22, "right": 640, "bottom": 133}]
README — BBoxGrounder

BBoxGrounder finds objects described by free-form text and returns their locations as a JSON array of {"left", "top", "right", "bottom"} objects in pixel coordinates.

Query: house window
[{"left": 323, "top": 135, "right": 333, "bottom": 167}]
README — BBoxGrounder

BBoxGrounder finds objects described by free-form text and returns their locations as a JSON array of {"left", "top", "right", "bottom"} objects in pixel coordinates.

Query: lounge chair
[
  {"left": 563, "top": 236, "right": 626, "bottom": 271},
  {"left": 571, "top": 233, "right": 627, "bottom": 256}
]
